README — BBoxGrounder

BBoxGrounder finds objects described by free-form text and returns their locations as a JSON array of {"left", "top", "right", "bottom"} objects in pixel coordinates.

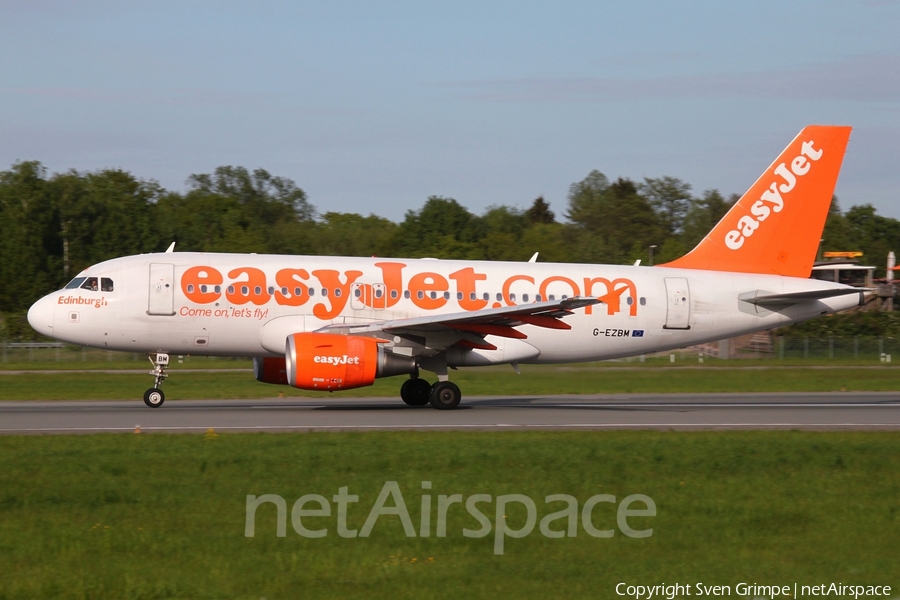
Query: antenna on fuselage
[
  {"left": 165, "top": 242, "right": 176, "bottom": 253},
  {"left": 528, "top": 252, "right": 539, "bottom": 263}
]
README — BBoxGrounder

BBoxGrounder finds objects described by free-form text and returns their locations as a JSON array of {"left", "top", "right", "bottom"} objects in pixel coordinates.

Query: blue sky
[{"left": 2, "top": 1, "right": 898, "bottom": 221}]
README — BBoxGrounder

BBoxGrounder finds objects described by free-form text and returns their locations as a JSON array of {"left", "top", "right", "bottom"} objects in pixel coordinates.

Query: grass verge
[{"left": 0, "top": 431, "right": 897, "bottom": 599}]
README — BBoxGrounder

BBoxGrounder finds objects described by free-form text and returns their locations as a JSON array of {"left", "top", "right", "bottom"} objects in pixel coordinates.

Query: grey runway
[{"left": 2, "top": 392, "right": 900, "bottom": 433}]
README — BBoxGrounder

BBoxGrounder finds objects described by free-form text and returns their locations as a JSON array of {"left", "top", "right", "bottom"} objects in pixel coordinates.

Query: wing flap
[{"left": 449, "top": 323, "right": 528, "bottom": 339}]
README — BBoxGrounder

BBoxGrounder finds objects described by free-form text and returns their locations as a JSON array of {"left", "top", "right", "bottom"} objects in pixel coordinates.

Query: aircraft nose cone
[{"left": 27, "top": 295, "right": 55, "bottom": 336}]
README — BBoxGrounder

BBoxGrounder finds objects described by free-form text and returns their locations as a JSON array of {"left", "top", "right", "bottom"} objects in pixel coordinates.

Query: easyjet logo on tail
[{"left": 724, "top": 139, "right": 823, "bottom": 250}]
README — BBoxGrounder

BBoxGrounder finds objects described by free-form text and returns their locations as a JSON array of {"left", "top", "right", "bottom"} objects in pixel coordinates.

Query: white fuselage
[{"left": 28, "top": 252, "right": 861, "bottom": 365}]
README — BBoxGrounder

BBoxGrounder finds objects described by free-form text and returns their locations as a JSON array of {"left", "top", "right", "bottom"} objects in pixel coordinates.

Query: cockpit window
[{"left": 64, "top": 275, "right": 114, "bottom": 292}]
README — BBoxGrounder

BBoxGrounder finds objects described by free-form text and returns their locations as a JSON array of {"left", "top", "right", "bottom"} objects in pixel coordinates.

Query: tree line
[{"left": 2, "top": 160, "right": 898, "bottom": 320}]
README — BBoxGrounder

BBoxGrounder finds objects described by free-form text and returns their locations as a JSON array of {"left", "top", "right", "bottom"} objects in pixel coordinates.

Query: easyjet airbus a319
[{"left": 28, "top": 126, "right": 862, "bottom": 410}]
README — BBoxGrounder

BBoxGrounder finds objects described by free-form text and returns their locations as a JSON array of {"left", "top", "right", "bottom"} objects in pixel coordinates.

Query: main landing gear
[
  {"left": 400, "top": 377, "right": 462, "bottom": 410},
  {"left": 144, "top": 352, "right": 169, "bottom": 408},
  {"left": 400, "top": 378, "right": 431, "bottom": 407}
]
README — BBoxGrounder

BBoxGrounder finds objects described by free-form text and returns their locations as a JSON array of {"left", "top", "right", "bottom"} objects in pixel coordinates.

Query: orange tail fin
[{"left": 660, "top": 125, "right": 851, "bottom": 277}]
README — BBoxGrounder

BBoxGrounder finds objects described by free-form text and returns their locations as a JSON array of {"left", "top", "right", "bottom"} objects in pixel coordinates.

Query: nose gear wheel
[{"left": 144, "top": 353, "right": 169, "bottom": 408}]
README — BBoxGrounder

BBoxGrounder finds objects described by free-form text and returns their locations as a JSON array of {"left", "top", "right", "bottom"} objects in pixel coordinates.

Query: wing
[{"left": 315, "top": 296, "right": 599, "bottom": 353}]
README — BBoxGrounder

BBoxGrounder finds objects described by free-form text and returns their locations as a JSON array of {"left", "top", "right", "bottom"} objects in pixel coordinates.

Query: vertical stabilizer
[{"left": 660, "top": 125, "right": 851, "bottom": 277}]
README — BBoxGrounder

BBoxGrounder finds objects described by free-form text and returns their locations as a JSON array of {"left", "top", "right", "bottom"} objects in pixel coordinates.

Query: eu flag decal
[{"left": 632, "top": 330, "right": 644, "bottom": 337}]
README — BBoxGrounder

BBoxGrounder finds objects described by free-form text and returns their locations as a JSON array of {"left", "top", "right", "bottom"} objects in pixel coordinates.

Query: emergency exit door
[
  {"left": 349, "top": 283, "right": 387, "bottom": 310},
  {"left": 148, "top": 263, "right": 175, "bottom": 315},
  {"left": 663, "top": 277, "right": 691, "bottom": 330}
]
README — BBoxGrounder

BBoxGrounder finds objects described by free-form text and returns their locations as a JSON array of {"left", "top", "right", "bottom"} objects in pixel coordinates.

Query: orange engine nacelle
[
  {"left": 254, "top": 356, "right": 289, "bottom": 385},
  {"left": 285, "top": 332, "right": 415, "bottom": 391}
]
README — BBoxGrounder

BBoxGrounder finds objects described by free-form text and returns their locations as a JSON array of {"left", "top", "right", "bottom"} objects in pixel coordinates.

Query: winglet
[{"left": 660, "top": 125, "right": 852, "bottom": 278}]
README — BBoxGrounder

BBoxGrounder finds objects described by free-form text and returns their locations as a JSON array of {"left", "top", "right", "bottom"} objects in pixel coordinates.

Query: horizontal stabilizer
[{"left": 739, "top": 288, "right": 866, "bottom": 308}]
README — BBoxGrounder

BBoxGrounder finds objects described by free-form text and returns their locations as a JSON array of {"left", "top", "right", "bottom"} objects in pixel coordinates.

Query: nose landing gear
[{"left": 144, "top": 353, "right": 169, "bottom": 408}]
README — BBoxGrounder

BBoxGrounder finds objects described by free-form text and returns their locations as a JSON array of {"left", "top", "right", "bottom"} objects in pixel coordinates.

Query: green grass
[
  {"left": 0, "top": 431, "right": 897, "bottom": 599},
  {"left": 2, "top": 363, "right": 900, "bottom": 400}
]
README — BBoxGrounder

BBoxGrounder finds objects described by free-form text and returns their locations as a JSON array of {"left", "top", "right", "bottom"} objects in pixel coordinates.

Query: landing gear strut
[{"left": 144, "top": 353, "right": 169, "bottom": 408}]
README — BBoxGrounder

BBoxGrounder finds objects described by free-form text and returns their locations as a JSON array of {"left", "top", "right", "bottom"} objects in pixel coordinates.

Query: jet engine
[
  {"left": 284, "top": 332, "right": 415, "bottom": 391},
  {"left": 253, "top": 356, "right": 289, "bottom": 385}
]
